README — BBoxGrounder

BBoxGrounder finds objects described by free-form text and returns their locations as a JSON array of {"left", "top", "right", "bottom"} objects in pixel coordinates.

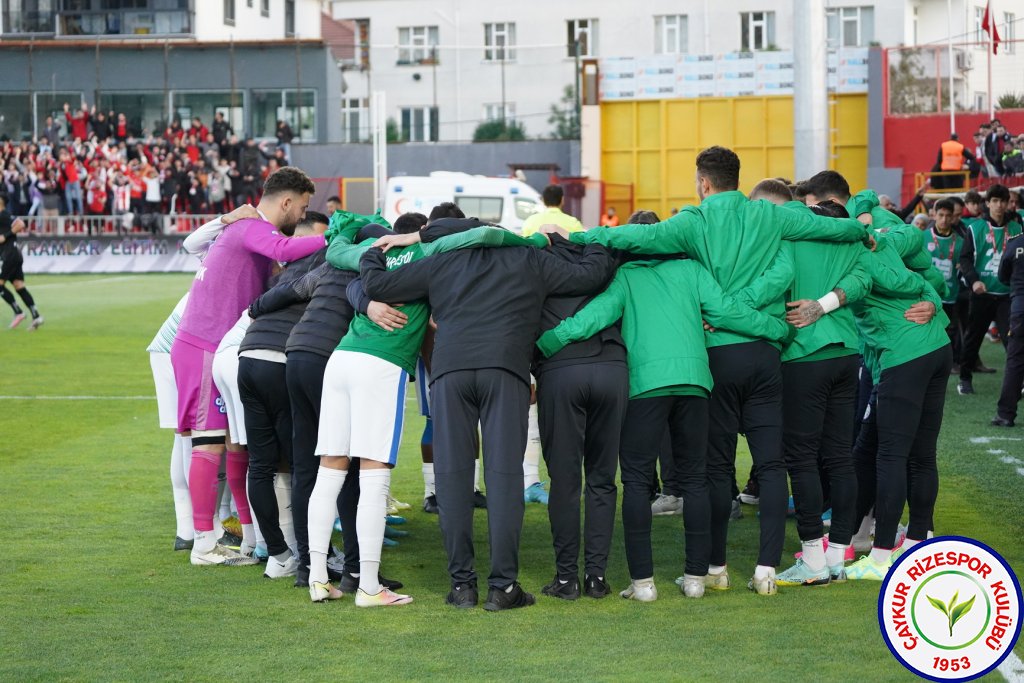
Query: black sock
[
  {"left": 0, "top": 286, "right": 22, "bottom": 314},
  {"left": 15, "top": 287, "right": 38, "bottom": 318}
]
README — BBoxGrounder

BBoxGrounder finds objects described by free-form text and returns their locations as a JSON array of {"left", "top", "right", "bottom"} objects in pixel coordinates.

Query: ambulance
[{"left": 383, "top": 172, "right": 543, "bottom": 233}]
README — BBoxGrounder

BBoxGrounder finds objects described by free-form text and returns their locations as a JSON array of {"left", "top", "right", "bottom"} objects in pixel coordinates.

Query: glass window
[
  {"left": 455, "top": 196, "right": 503, "bottom": 223},
  {"left": 484, "top": 22, "right": 516, "bottom": 61},
  {"left": 97, "top": 91, "right": 167, "bottom": 138},
  {"left": 515, "top": 198, "right": 540, "bottom": 221},
  {"left": 975, "top": 6, "right": 985, "bottom": 46},
  {"left": 34, "top": 91, "right": 82, "bottom": 139},
  {"left": 341, "top": 97, "right": 368, "bottom": 143},
  {"left": 223, "top": 0, "right": 234, "bottom": 26},
  {"left": 399, "top": 106, "right": 438, "bottom": 142},
  {"left": 655, "top": 15, "right": 687, "bottom": 54},
  {"left": 1005, "top": 13, "right": 1016, "bottom": 54},
  {"left": 2, "top": 0, "right": 56, "bottom": 34},
  {"left": 284, "top": 0, "right": 293, "bottom": 36},
  {"left": 483, "top": 103, "right": 515, "bottom": 121},
  {"left": 827, "top": 7, "right": 874, "bottom": 47},
  {"left": 260, "top": 0, "right": 268, "bottom": 17},
  {"left": 0, "top": 94, "right": 33, "bottom": 141},
  {"left": 397, "top": 25, "right": 439, "bottom": 65},
  {"left": 740, "top": 11, "right": 775, "bottom": 51},
  {"left": 251, "top": 89, "right": 316, "bottom": 143},
  {"left": 172, "top": 91, "right": 244, "bottom": 140},
  {"left": 567, "top": 19, "right": 597, "bottom": 57}
]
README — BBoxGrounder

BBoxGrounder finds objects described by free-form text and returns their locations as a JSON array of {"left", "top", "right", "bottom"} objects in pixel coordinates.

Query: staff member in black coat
[
  {"left": 994, "top": 232, "right": 1024, "bottom": 426},
  {"left": 359, "top": 233, "right": 614, "bottom": 611}
]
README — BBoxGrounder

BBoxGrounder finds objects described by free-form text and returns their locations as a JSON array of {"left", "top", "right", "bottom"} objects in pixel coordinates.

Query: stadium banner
[{"left": 19, "top": 235, "right": 199, "bottom": 274}]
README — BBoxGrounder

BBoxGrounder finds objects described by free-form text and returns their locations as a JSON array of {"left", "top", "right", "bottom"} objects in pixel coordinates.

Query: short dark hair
[
  {"left": 695, "top": 146, "right": 740, "bottom": 191},
  {"left": 297, "top": 210, "right": 329, "bottom": 229},
  {"left": 394, "top": 212, "right": 428, "bottom": 234},
  {"left": 326, "top": 195, "right": 341, "bottom": 204},
  {"left": 799, "top": 170, "right": 851, "bottom": 203},
  {"left": 626, "top": 210, "right": 660, "bottom": 224},
  {"left": 948, "top": 195, "right": 966, "bottom": 209},
  {"left": 541, "top": 184, "right": 564, "bottom": 207},
  {"left": 262, "top": 166, "right": 315, "bottom": 197},
  {"left": 964, "top": 190, "right": 983, "bottom": 205},
  {"left": 986, "top": 184, "right": 1010, "bottom": 202},
  {"left": 750, "top": 178, "right": 794, "bottom": 204},
  {"left": 934, "top": 198, "right": 955, "bottom": 213},
  {"left": 809, "top": 201, "right": 850, "bottom": 219},
  {"left": 428, "top": 201, "right": 465, "bottom": 221}
]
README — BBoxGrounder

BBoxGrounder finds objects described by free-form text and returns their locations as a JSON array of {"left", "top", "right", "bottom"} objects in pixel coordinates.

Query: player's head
[
  {"left": 293, "top": 210, "right": 330, "bottom": 236},
  {"left": 934, "top": 198, "right": 954, "bottom": 232},
  {"left": 542, "top": 184, "right": 564, "bottom": 208},
  {"left": 261, "top": 166, "right": 316, "bottom": 234},
  {"left": 695, "top": 146, "right": 740, "bottom": 200},
  {"left": 749, "top": 178, "right": 794, "bottom": 205},
  {"left": 964, "top": 190, "right": 983, "bottom": 215},
  {"left": 809, "top": 201, "right": 850, "bottom": 219},
  {"left": 626, "top": 210, "right": 660, "bottom": 224},
  {"left": 986, "top": 184, "right": 1009, "bottom": 221},
  {"left": 948, "top": 195, "right": 965, "bottom": 223},
  {"left": 428, "top": 202, "right": 465, "bottom": 221},
  {"left": 325, "top": 195, "right": 342, "bottom": 213},
  {"left": 394, "top": 212, "right": 428, "bottom": 234},
  {"left": 798, "top": 170, "right": 851, "bottom": 205}
]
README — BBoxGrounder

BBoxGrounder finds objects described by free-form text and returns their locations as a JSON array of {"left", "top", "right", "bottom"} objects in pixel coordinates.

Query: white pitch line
[
  {"left": 988, "top": 449, "right": 1008, "bottom": 455},
  {"left": 999, "top": 650, "right": 1024, "bottom": 683},
  {"left": 1000, "top": 456, "right": 1024, "bottom": 466},
  {"left": 30, "top": 275, "right": 143, "bottom": 288},
  {"left": 0, "top": 395, "right": 154, "bottom": 400},
  {"left": 971, "top": 436, "right": 1024, "bottom": 444}
]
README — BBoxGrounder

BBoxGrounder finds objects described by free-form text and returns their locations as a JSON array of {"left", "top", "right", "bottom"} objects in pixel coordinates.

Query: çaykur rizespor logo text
[{"left": 879, "top": 537, "right": 1021, "bottom": 681}]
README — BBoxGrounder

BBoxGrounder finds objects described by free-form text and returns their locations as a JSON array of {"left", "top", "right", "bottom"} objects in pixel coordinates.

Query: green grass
[{"left": 1, "top": 274, "right": 1021, "bottom": 682}]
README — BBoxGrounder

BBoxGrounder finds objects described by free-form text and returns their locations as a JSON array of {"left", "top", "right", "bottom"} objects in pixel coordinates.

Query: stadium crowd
[
  {"left": 114, "top": 148, "right": 1024, "bottom": 610},
  {"left": 0, "top": 101, "right": 295, "bottom": 229}
]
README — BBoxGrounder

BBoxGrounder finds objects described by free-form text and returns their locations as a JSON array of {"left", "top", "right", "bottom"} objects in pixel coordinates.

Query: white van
[{"left": 383, "top": 172, "right": 543, "bottom": 233}]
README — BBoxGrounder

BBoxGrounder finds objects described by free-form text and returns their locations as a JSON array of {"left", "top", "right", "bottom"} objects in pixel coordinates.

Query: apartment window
[
  {"left": 356, "top": 19, "right": 370, "bottom": 68},
  {"left": 1005, "top": 13, "right": 1016, "bottom": 54},
  {"left": 400, "top": 106, "right": 439, "bottom": 142},
  {"left": 567, "top": 19, "right": 597, "bottom": 58},
  {"left": 97, "top": 92, "right": 171, "bottom": 139},
  {"left": 484, "top": 22, "right": 516, "bottom": 61},
  {"left": 740, "top": 11, "right": 775, "bottom": 51},
  {"left": 0, "top": 94, "right": 33, "bottom": 141},
  {"left": 826, "top": 7, "right": 874, "bottom": 47},
  {"left": 2, "top": 0, "right": 56, "bottom": 34},
  {"left": 398, "top": 25, "right": 439, "bottom": 65},
  {"left": 284, "top": 0, "right": 294, "bottom": 36},
  {"left": 260, "top": 0, "right": 269, "bottom": 17},
  {"left": 655, "top": 15, "right": 688, "bottom": 54},
  {"left": 975, "top": 6, "right": 985, "bottom": 46},
  {"left": 223, "top": 0, "right": 234, "bottom": 26},
  {"left": 172, "top": 92, "right": 245, "bottom": 140},
  {"left": 252, "top": 89, "right": 317, "bottom": 142},
  {"left": 341, "top": 97, "right": 368, "bottom": 143},
  {"left": 483, "top": 103, "right": 515, "bottom": 122}
]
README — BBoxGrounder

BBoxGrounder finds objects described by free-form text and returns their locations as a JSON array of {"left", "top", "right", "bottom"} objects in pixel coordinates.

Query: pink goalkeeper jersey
[{"left": 176, "top": 217, "right": 325, "bottom": 350}]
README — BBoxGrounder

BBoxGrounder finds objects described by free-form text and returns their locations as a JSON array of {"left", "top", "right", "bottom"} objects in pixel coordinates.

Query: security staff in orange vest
[{"left": 934, "top": 133, "right": 972, "bottom": 190}]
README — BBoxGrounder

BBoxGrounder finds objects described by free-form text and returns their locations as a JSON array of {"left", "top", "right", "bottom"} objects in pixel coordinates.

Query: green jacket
[
  {"left": 961, "top": 214, "right": 1023, "bottom": 295},
  {"left": 925, "top": 226, "right": 964, "bottom": 303},
  {"left": 568, "top": 190, "right": 868, "bottom": 349},
  {"left": 536, "top": 259, "right": 792, "bottom": 398},
  {"left": 328, "top": 227, "right": 545, "bottom": 373}
]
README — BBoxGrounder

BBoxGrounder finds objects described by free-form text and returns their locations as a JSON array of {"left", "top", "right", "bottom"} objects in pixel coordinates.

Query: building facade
[{"left": 0, "top": 0, "right": 339, "bottom": 142}]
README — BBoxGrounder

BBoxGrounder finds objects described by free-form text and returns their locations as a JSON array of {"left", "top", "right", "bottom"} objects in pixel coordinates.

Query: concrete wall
[{"left": 192, "top": 0, "right": 322, "bottom": 41}]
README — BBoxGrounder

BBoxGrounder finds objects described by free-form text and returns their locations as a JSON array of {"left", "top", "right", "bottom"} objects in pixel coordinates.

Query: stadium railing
[{"left": 13, "top": 214, "right": 215, "bottom": 237}]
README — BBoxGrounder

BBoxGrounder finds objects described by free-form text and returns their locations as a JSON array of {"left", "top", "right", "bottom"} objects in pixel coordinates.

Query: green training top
[
  {"left": 962, "top": 215, "right": 1023, "bottom": 295},
  {"left": 567, "top": 190, "right": 868, "bottom": 349},
  {"left": 926, "top": 227, "right": 964, "bottom": 304}
]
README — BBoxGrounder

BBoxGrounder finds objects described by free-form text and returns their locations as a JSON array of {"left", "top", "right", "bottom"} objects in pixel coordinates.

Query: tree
[
  {"left": 548, "top": 85, "right": 580, "bottom": 140},
  {"left": 472, "top": 119, "right": 526, "bottom": 142},
  {"left": 386, "top": 117, "right": 403, "bottom": 143},
  {"left": 997, "top": 93, "right": 1024, "bottom": 110},
  {"left": 888, "top": 49, "right": 937, "bottom": 114}
]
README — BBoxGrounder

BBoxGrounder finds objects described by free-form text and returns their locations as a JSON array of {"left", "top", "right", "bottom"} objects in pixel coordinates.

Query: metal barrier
[{"left": 14, "top": 214, "right": 218, "bottom": 237}]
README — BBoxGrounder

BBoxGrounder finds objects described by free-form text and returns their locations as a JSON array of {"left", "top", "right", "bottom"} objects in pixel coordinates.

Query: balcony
[
  {"left": 2, "top": 10, "right": 57, "bottom": 35},
  {"left": 2, "top": 8, "right": 193, "bottom": 38}
]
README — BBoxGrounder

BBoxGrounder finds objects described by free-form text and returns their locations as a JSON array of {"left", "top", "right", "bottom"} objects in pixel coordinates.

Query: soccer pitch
[{"left": 2, "top": 273, "right": 1022, "bottom": 682}]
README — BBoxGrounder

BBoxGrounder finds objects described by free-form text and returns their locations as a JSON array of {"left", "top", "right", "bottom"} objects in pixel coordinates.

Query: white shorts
[
  {"left": 316, "top": 350, "right": 408, "bottom": 465},
  {"left": 414, "top": 356, "right": 431, "bottom": 418},
  {"left": 149, "top": 352, "right": 178, "bottom": 429},
  {"left": 212, "top": 349, "right": 247, "bottom": 446}
]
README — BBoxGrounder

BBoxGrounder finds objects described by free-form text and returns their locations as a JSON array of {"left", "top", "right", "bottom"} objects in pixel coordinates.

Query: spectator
[
  {"left": 1003, "top": 138, "right": 1024, "bottom": 176},
  {"left": 600, "top": 206, "right": 619, "bottom": 226},
  {"left": 191, "top": 116, "right": 209, "bottom": 143},
  {"left": 212, "top": 111, "right": 233, "bottom": 150},
  {"left": 911, "top": 213, "right": 929, "bottom": 229},
  {"left": 933, "top": 132, "right": 973, "bottom": 189},
  {"left": 965, "top": 191, "right": 984, "bottom": 218},
  {"left": 64, "top": 102, "right": 93, "bottom": 142},
  {"left": 275, "top": 119, "right": 294, "bottom": 163},
  {"left": 984, "top": 119, "right": 1011, "bottom": 177},
  {"left": 91, "top": 111, "right": 113, "bottom": 143},
  {"left": 59, "top": 149, "right": 83, "bottom": 215},
  {"left": 325, "top": 195, "right": 341, "bottom": 214},
  {"left": 114, "top": 112, "right": 129, "bottom": 143},
  {"left": 42, "top": 116, "right": 62, "bottom": 145}
]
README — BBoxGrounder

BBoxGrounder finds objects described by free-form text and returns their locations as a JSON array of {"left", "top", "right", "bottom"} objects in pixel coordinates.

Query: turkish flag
[{"left": 982, "top": 1, "right": 1002, "bottom": 55}]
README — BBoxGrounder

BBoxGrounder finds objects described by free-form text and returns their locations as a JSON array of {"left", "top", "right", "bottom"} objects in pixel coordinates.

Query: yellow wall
[{"left": 600, "top": 94, "right": 868, "bottom": 217}]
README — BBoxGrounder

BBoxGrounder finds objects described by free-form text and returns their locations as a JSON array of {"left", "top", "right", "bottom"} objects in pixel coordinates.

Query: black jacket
[
  {"left": 359, "top": 235, "right": 615, "bottom": 386},
  {"left": 532, "top": 239, "right": 625, "bottom": 374},
  {"left": 999, "top": 233, "right": 1024, "bottom": 312},
  {"left": 240, "top": 248, "right": 326, "bottom": 354}
]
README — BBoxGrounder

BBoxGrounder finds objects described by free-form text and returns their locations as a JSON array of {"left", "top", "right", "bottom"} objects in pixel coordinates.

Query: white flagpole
[
  {"left": 988, "top": 1, "right": 995, "bottom": 120},
  {"left": 948, "top": 0, "right": 956, "bottom": 134}
]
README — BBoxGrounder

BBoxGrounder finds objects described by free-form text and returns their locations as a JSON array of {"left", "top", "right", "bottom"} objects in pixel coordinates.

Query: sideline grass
[{"left": 1, "top": 274, "right": 1021, "bottom": 682}]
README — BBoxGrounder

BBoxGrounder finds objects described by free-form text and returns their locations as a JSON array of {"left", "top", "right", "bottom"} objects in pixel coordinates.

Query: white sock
[
  {"left": 193, "top": 529, "right": 217, "bottom": 554},
  {"left": 825, "top": 542, "right": 849, "bottom": 567},
  {"left": 422, "top": 462, "right": 435, "bottom": 498},
  {"left": 754, "top": 565, "right": 775, "bottom": 580},
  {"left": 357, "top": 468, "right": 391, "bottom": 595},
  {"left": 252, "top": 512, "right": 265, "bottom": 546},
  {"left": 241, "top": 523, "right": 256, "bottom": 547},
  {"left": 474, "top": 459, "right": 482, "bottom": 492},
  {"left": 170, "top": 434, "right": 194, "bottom": 540},
  {"left": 852, "top": 513, "right": 873, "bottom": 542},
  {"left": 870, "top": 547, "right": 892, "bottom": 564},
  {"left": 903, "top": 537, "right": 923, "bottom": 550},
  {"left": 274, "top": 474, "right": 296, "bottom": 555},
  {"left": 523, "top": 405, "right": 541, "bottom": 488},
  {"left": 709, "top": 564, "right": 726, "bottom": 575},
  {"left": 800, "top": 538, "right": 826, "bottom": 572},
  {"left": 217, "top": 477, "right": 232, "bottom": 521},
  {"left": 307, "top": 466, "right": 347, "bottom": 585}
]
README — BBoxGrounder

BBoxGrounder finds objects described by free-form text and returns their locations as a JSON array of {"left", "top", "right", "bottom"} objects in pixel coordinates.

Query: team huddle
[{"left": 146, "top": 145, "right": 1010, "bottom": 610}]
